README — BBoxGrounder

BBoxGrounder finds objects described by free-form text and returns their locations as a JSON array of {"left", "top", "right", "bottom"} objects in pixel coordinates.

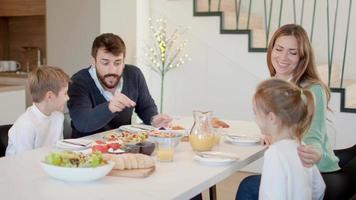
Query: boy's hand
[
  {"left": 297, "top": 144, "right": 322, "bottom": 168},
  {"left": 108, "top": 91, "right": 136, "bottom": 113}
]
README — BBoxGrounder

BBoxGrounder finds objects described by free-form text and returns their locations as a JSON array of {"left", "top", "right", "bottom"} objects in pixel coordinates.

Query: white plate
[
  {"left": 55, "top": 139, "right": 93, "bottom": 150},
  {"left": 40, "top": 161, "right": 114, "bottom": 182},
  {"left": 224, "top": 135, "right": 260, "bottom": 146},
  {"left": 194, "top": 151, "right": 238, "bottom": 166},
  {"left": 119, "top": 124, "right": 188, "bottom": 135}
]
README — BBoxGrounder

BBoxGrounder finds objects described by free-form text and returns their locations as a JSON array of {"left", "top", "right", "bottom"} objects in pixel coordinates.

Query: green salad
[{"left": 44, "top": 151, "right": 107, "bottom": 168}]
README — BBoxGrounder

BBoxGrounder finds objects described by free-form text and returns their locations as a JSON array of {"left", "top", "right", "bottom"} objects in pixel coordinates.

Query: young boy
[{"left": 6, "top": 66, "right": 70, "bottom": 156}]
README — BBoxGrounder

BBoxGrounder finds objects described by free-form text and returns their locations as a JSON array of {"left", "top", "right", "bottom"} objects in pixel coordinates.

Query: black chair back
[{"left": 0, "top": 124, "right": 12, "bottom": 157}]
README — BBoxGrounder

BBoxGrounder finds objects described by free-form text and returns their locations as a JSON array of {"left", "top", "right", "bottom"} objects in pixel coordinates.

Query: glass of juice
[{"left": 156, "top": 139, "right": 174, "bottom": 162}]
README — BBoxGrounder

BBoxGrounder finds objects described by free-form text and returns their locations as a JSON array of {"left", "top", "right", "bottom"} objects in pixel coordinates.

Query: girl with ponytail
[{"left": 253, "top": 78, "right": 325, "bottom": 200}]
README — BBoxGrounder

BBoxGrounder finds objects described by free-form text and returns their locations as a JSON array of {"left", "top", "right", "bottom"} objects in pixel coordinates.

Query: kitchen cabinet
[
  {"left": 0, "top": 0, "right": 45, "bottom": 16},
  {"left": 0, "top": 74, "right": 31, "bottom": 107},
  {"left": 0, "top": 0, "right": 46, "bottom": 71},
  {"left": 0, "top": 84, "right": 26, "bottom": 125}
]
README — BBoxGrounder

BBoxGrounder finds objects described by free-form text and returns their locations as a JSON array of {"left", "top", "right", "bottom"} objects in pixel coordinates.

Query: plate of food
[
  {"left": 91, "top": 140, "right": 125, "bottom": 154},
  {"left": 103, "top": 131, "right": 149, "bottom": 144},
  {"left": 119, "top": 124, "right": 156, "bottom": 132},
  {"left": 41, "top": 151, "right": 114, "bottom": 182},
  {"left": 194, "top": 151, "right": 238, "bottom": 166}
]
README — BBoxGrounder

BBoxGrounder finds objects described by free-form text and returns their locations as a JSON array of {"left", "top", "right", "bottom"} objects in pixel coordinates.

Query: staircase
[{"left": 193, "top": 0, "right": 356, "bottom": 113}]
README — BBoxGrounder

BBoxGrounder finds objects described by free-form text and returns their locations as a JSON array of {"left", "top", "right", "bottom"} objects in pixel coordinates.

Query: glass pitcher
[{"left": 189, "top": 110, "right": 215, "bottom": 151}]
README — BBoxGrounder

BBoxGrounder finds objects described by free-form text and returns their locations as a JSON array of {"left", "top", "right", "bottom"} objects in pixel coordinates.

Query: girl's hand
[{"left": 297, "top": 144, "right": 322, "bottom": 168}]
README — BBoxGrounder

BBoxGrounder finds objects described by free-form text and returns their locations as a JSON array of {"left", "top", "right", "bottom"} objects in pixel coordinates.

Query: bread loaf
[
  {"left": 211, "top": 117, "right": 230, "bottom": 128},
  {"left": 104, "top": 153, "right": 155, "bottom": 170}
]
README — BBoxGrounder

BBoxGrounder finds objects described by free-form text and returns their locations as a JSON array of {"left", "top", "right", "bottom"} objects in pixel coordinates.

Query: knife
[{"left": 62, "top": 140, "right": 91, "bottom": 147}]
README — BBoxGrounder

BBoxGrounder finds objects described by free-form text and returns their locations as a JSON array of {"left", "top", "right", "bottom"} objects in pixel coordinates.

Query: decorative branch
[{"left": 145, "top": 18, "right": 190, "bottom": 113}]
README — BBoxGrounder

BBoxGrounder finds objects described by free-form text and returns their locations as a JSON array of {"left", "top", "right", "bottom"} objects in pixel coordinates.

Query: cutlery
[
  {"left": 62, "top": 140, "right": 91, "bottom": 147},
  {"left": 130, "top": 125, "right": 155, "bottom": 131}
]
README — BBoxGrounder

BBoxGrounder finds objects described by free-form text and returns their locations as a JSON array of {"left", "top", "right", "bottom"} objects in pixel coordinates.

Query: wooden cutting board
[{"left": 108, "top": 166, "right": 155, "bottom": 178}]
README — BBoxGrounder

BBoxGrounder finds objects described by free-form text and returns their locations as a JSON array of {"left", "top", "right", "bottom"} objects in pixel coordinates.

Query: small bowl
[
  {"left": 148, "top": 132, "right": 183, "bottom": 147},
  {"left": 122, "top": 144, "right": 140, "bottom": 153},
  {"left": 136, "top": 142, "right": 155, "bottom": 155}
]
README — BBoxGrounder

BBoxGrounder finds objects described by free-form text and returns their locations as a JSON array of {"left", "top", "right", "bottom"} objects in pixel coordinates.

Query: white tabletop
[{"left": 0, "top": 119, "right": 266, "bottom": 200}]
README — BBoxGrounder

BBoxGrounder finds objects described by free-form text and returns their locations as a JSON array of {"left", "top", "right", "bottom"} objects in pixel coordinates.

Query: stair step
[
  {"left": 330, "top": 79, "right": 356, "bottom": 108},
  {"left": 223, "top": 11, "right": 264, "bottom": 30},
  {"left": 349, "top": 103, "right": 356, "bottom": 109},
  {"left": 316, "top": 64, "right": 356, "bottom": 109},
  {"left": 196, "top": 0, "right": 238, "bottom": 13},
  {"left": 251, "top": 29, "right": 267, "bottom": 48},
  {"left": 317, "top": 64, "right": 341, "bottom": 85},
  {"left": 344, "top": 80, "right": 356, "bottom": 108}
]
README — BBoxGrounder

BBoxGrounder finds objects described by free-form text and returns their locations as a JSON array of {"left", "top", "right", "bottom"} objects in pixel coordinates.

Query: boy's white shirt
[
  {"left": 6, "top": 104, "right": 64, "bottom": 156},
  {"left": 259, "top": 139, "right": 325, "bottom": 200}
]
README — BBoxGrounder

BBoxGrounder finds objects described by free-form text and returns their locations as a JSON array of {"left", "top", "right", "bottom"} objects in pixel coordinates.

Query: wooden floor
[{"left": 202, "top": 171, "right": 256, "bottom": 200}]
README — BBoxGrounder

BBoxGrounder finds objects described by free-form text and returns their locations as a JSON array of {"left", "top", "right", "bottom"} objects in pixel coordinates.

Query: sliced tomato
[
  {"left": 107, "top": 143, "right": 121, "bottom": 150},
  {"left": 92, "top": 144, "right": 109, "bottom": 153},
  {"left": 95, "top": 140, "right": 105, "bottom": 145}
]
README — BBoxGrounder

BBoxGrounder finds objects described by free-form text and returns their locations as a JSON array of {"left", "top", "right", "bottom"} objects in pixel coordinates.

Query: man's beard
[{"left": 97, "top": 73, "right": 120, "bottom": 89}]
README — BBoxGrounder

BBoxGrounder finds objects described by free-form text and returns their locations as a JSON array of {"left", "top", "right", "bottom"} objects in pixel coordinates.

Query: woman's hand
[
  {"left": 260, "top": 135, "right": 272, "bottom": 146},
  {"left": 297, "top": 144, "right": 322, "bottom": 168}
]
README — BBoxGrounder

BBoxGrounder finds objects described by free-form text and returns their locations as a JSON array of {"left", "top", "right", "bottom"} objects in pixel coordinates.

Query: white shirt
[
  {"left": 259, "top": 139, "right": 325, "bottom": 200},
  {"left": 88, "top": 65, "right": 123, "bottom": 101},
  {"left": 6, "top": 104, "right": 64, "bottom": 156}
]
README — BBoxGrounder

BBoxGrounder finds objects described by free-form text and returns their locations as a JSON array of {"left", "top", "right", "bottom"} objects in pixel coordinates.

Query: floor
[{"left": 201, "top": 171, "right": 256, "bottom": 200}]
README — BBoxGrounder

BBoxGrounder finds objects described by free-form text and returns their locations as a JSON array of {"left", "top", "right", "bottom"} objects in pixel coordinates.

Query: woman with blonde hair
[{"left": 236, "top": 24, "right": 355, "bottom": 200}]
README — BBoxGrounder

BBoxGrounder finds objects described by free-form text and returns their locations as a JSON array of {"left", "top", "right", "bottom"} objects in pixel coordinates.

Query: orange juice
[
  {"left": 157, "top": 149, "right": 174, "bottom": 162},
  {"left": 189, "top": 134, "right": 214, "bottom": 151},
  {"left": 214, "top": 134, "right": 221, "bottom": 145}
]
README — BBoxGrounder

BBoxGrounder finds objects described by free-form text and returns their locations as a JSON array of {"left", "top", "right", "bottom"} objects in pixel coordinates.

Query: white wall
[
  {"left": 100, "top": 0, "right": 137, "bottom": 65},
  {"left": 46, "top": 0, "right": 100, "bottom": 76},
  {"left": 47, "top": 0, "right": 140, "bottom": 74}
]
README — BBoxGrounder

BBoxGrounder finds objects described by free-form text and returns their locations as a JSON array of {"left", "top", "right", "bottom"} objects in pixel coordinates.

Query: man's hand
[
  {"left": 297, "top": 144, "right": 322, "bottom": 168},
  {"left": 151, "top": 114, "right": 173, "bottom": 128},
  {"left": 108, "top": 91, "right": 136, "bottom": 113}
]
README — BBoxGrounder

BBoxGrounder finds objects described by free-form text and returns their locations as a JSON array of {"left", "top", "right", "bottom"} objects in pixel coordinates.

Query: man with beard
[{"left": 68, "top": 33, "right": 172, "bottom": 138}]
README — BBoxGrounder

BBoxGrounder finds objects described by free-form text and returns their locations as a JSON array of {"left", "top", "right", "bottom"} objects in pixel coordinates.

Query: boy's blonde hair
[
  {"left": 254, "top": 78, "right": 315, "bottom": 141},
  {"left": 29, "top": 66, "right": 70, "bottom": 103}
]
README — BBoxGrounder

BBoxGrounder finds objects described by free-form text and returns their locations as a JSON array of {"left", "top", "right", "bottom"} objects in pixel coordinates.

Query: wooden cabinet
[
  {"left": 0, "top": 0, "right": 46, "bottom": 71},
  {"left": 0, "top": 0, "right": 45, "bottom": 16}
]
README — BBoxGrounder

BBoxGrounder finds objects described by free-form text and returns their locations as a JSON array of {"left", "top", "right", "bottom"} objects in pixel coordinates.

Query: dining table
[{"left": 0, "top": 117, "right": 266, "bottom": 200}]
